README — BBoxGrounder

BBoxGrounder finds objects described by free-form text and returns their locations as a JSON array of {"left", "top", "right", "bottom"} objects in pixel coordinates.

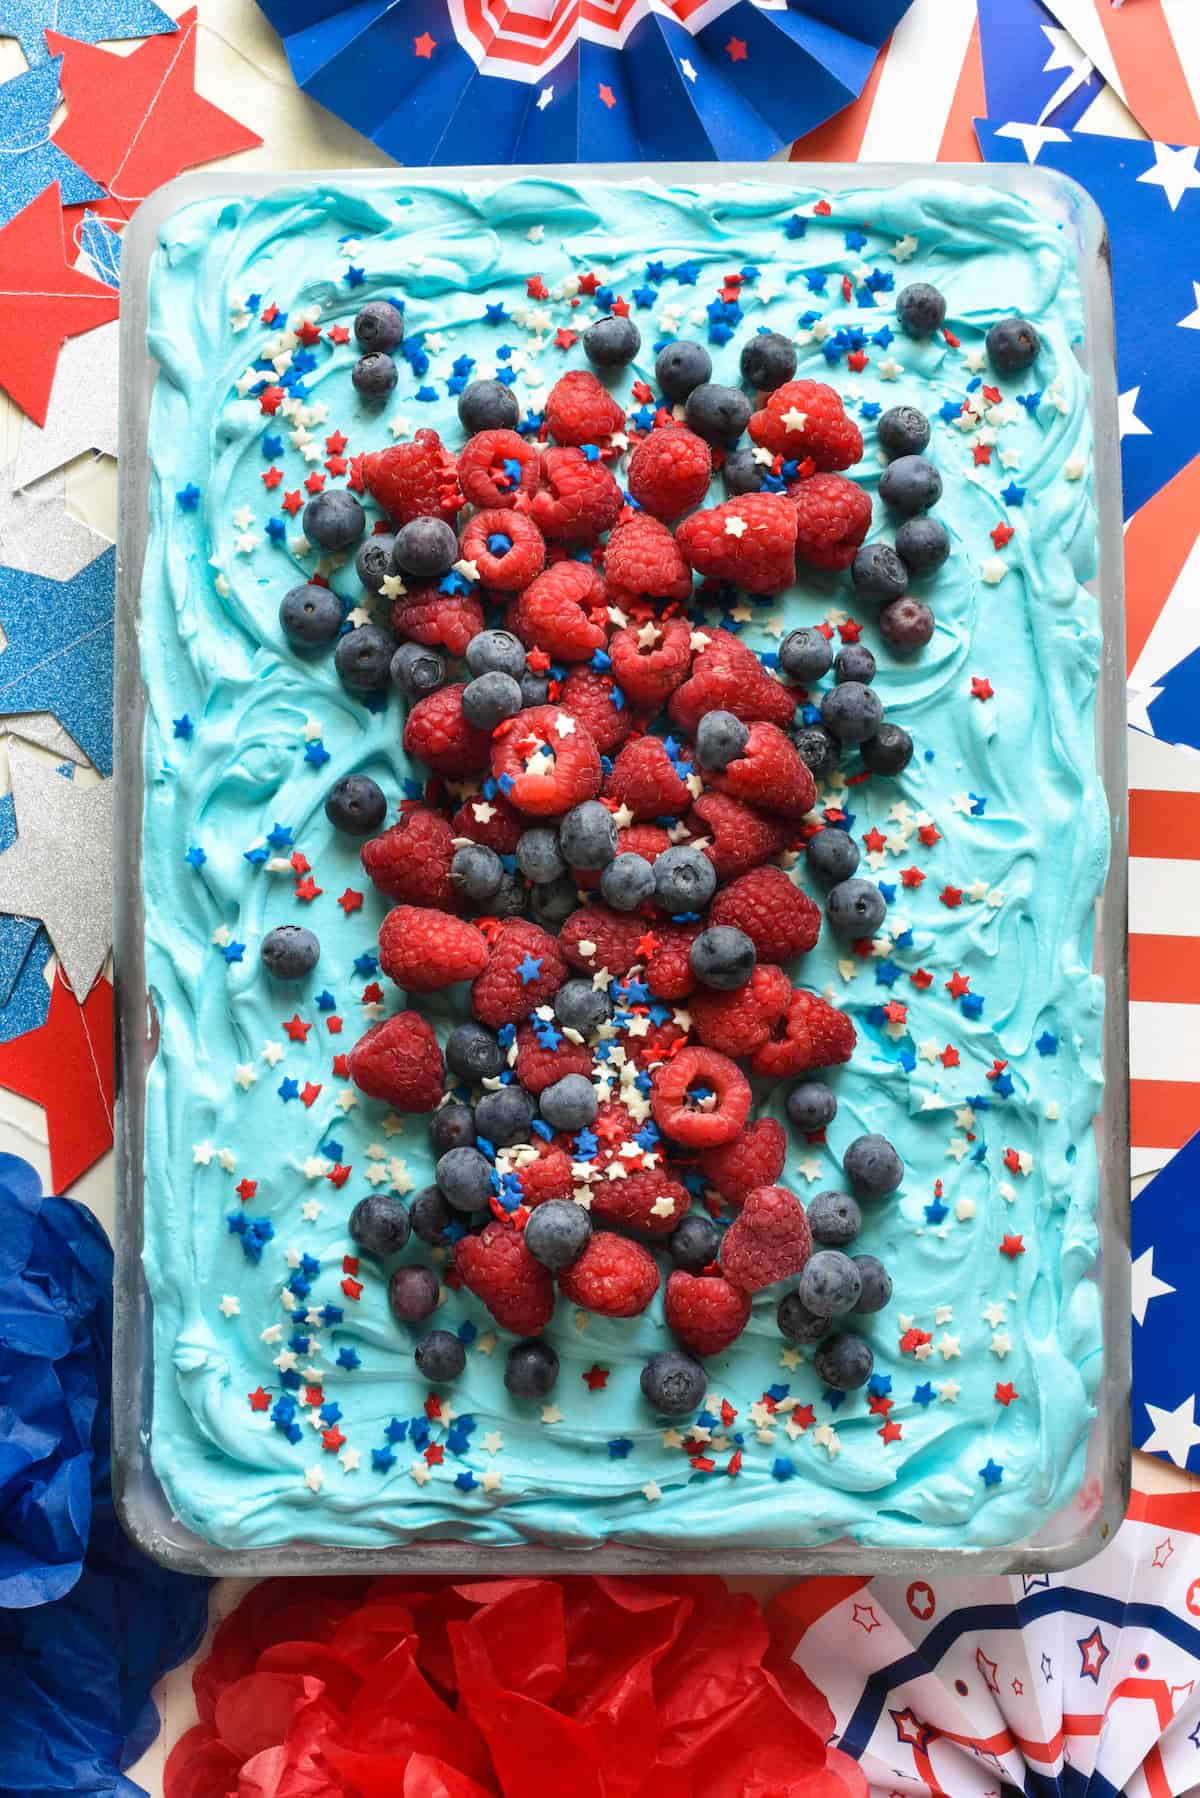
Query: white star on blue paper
[
  {"left": 1132, "top": 1245, "right": 1175, "bottom": 1325},
  {"left": 1138, "top": 142, "right": 1200, "bottom": 213}
]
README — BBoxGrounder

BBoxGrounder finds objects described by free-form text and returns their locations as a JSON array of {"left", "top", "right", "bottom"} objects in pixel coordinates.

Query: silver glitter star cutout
[{"left": 0, "top": 748, "right": 112, "bottom": 993}]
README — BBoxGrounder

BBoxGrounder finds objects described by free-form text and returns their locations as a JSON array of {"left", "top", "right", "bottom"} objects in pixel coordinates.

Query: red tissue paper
[{"left": 164, "top": 1575, "right": 868, "bottom": 1798}]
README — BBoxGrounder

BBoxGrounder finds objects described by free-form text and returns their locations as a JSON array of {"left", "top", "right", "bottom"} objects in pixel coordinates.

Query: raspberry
[
  {"left": 530, "top": 448, "right": 623, "bottom": 542},
  {"left": 455, "top": 1219, "right": 555, "bottom": 1336},
  {"left": 403, "top": 684, "right": 493, "bottom": 779},
  {"left": 685, "top": 792, "right": 793, "bottom": 882},
  {"left": 618, "top": 823, "right": 671, "bottom": 862},
  {"left": 560, "top": 905, "right": 644, "bottom": 979},
  {"left": 669, "top": 630, "right": 796, "bottom": 736},
  {"left": 456, "top": 429, "right": 538, "bottom": 510},
  {"left": 651, "top": 1046, "right": 751, "bottom": 1148},
  {"left": 607, "top": 618, "right": 693, "bottom": 710},
  {"left": 605, "top": 734, "right": 694, "bottom": 821},
  {"left": 710, "top": 866, "right": 820, "bottom": 962},
  {"left": 514, "top": 562, "right": 607, "bottom": 662},
  {"left": 676, "top": 494, "right": 798, "bottom": 596},
  {"left": 790, "top": 471, "right": 872, "bottom": 571},
  {"left": 471, "top": 918, "right": 568, "bottom": 1028},
  {"left": 748, "top": 380, "right": 864, "bottom": 471},
  {"left": 490, "top": 704, "right": 602, "bottom": 817},
  {"left": 720, "top": 1184, "right": 813, "bottom": 1293},
  {"left": 750, "top": 988, "right": 856, "bottom": 1078},
  {"left": 459, "top": 509, "right": 546, "bottom": 591},
  {"left": 642, "top": 921, "right": 701, "bottom": 1001},
  {"left": 378, "top": 905, "right": 489, "bottom": 993},
  {"left": 512, "top": 1143, "right": 575, "bottom": 1206},
  {"left": 450, "top": 792, "right": 524, "bottom": 856},
  {"left": 627, "top": 426, "right": 712, "bottom": 519},
  {"left": 544, "top": 370, "right": 626, "bottom": 447},
  {"left": 689, "top": 964, "right": 791, "bottom": 1058},
  {"left": 710, "top": 720, "right": 816, "bottom": 820},
  {"left": 664, "top": 1270, "right": 751, "bottom": 1357},
  {"left": 514, "top": 1020, "right": 593, "bottom": 1094},
  {"left": 586, "top": 1099, "right": 640, "bottom": 1173},
  {"left": 558, "top": 667, "right": 632, "bottom": 755},
  {"left": 602, "top": 513, "right": 693, "bottom": 609},
  {"left": 360, "top": 806, "right": 454, "bottom": 906},
  {"left": 590, "top": 1168, "right": 691, "bottom": 1236},
  {"left": 698, "top": 1117, "right": 787, "bottom": 1206},
  {"left": 348, "top": 1011, "right": 444, "bottom": 1112},
  {"left": 558, "top": 1231, "right": 660, "bottom": 1317},
  {"left": 390, "top": 585, "right": 484, "bottom": 657},
  {"left": 362, "top": 428, "right": 461, "bottom": 525}
]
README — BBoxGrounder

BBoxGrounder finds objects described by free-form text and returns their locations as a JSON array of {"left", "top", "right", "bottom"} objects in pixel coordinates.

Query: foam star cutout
[
  {"left": 0, "top": 183, "right": 119, "bottom": 424},
  {"left": 0, "top": 748, "right": 111, "bottom": 993},
  {"left": 0, "top": 58, "right": 105, "bottom": 230},
  {"left": 0, "top": 0, "right": 176, "bottom": 63},
  {"left": 0, "top": 542, "right": 115, "bottom": 774},
  {"left": 0, "top": 967, "right": 113, "bottom": 1189}
]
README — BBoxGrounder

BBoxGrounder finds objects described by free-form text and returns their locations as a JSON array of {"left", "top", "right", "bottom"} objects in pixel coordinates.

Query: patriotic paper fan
[
  {"left": 256, "top": 0, "right": 914, "bottom": 162},
  {"left": 776, "top": 1489, "right": 1200, "bottom": 1798}
]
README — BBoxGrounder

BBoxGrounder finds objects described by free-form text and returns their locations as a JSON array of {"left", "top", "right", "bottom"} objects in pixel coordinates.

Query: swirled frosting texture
[{"left": 140, "top": 177, "right": 1106, "bottom": 1552}]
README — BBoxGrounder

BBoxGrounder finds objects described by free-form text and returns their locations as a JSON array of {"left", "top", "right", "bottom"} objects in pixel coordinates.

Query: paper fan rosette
[
  {"left": 256, "top": 0, "right": 913, "bottom": 162},
  {"left": 775, "top": 1490, "right": 1200, "bottom": 1797}
]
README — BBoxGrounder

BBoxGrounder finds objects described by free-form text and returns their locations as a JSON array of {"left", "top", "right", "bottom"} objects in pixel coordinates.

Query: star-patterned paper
[{"left": 1133, "top": 1129, "right": 1200, "bottom": 1473}]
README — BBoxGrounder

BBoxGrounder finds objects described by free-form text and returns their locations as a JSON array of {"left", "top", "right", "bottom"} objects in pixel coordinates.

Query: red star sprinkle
[
  {"left": 248, "top": 1387, "right": 271, "bottom": 1411},
  {"left": 690, "top": 1455, "right": 715, "bottom": 1474},
  {"left": 726, "top": 35, "right": 747, "bottom": 59},
  {"left": 1003, "top": 1147, "right": 1022, "bottom": 1174},
  {"left": 1000, "top": 1233, "right": 1026, "bottom": 1258},
  {"left": 236, "top": 1177, "right": 257, "bottom": 1201},
  {"left": 991, "top": 521, "right": 1015, "bottom": 549},
  {"left": 847, "top": 348, "right": 869, "bottom": 372},
  {"left": 900, "top": 1326, "right": 932, "bottom": 1355},
  {"left": 261, "top": 466, "right": 283, "bottom": 489},
  {"left": 879, "top": 1419, "right": 903, "bottom": 1444},
  {"left": 341, "top": 1275, "right": 363, "bottom": 1299},
  {"left": 338, "top": 888, "right": 364, "bottom": 914},
  {"left": 982, "top": 384, "right": 1002, "bottom": 404},
  {"left": 940, "top": 885, "right": 963, "bottom": 908},
  {"left": 577, "top": 271, "right": 600, "bottom": 295},
  {"left": 862, "top": 826, "right": 887, "bottom": 853},
  {"left": 326, "top": 1016, "right": 342, "bottom": 1035},
  {"left": 901, "top": 866, "right": 926, "bottom": 889},
  {"left": 327, "top": 1163, "right": 351, "bottom": 1188},
  {"left": 599, "top": 83, "right": 616, "bottom": 108},
  {"left": 295, "top": 876, "right": 322, "bottom": 902},
  {"left": 970, "top": 676, "right": 994, "bottom": 701},
  {"left": 332, "top": 1054, "right": 350, "bottom": 1078},
  {"left": 304, "top": 1386, "right": 324, "bottom": 1408},
  {"left": 939, "top": 1044, "right": 961, "bottom": 1069},
  {"left": 259, "top": 385, "right": 285, "bottom": 414},
  {"left": 972, "top": 442, "right": 992, "bottom": 466},
  {"left": 555, "top": 327, "right": 578, "bottom": 350},
  {"left": 838, "top": 618, "right": 862, "bottom": 644},
  {"left": 909, "top": 968, "right": 933, "bottom": 989},
  {"left": 261, "top": 303, "right": 280, "bottom": 326},
  {"left": 361, "top": 981, "right": 383, "bottom": 1003},
  {"left": 918, "top": 822, "right": 941, "bottom": 847},
  {"left": 995, "top": 1383, "right": 1018, "bottom": 1405},
  {"left": 986, "top": 1058, "right": 1009, "bottom": 1082},
  {"left": 868, "top": 1392, "right": 894, "bottom": 1417},
  {"left": 946, "top": 970, "right": 971, "bottom": 998},
  {"left": 283, "top": 1014, "right": 311, "bottom": 1042},
  {"left": 611, "top": 295, "right": 631, "bottom": 317},
  {"left": 303, "top": 471, "right": 326, "bottom": 495},
  {"left": 813, "top": 199, "right": 832, "bottom": 216},
  {"left": 791, "top": 1404, "right": 816, "bottom": 1431},
  {"left": 943, "top": 328, "right": 960, "bottom": 347},
  {"left": 327, "top": 323, "right": 351, "bottom": 344},
  {"left": 301, "top": 1081, "right": 323, "bottom": 1108},
  {"left": 325, "top": 430, "right": 348, "bottom": 453},
  {"left": 343, "top": 1255, "right": 359, "bottom": 1275},
  {"left": 295, "top": 320, "right": 322, "bottom": 346},
  {"left": 631, "top": 380, "right": 654, "bottom": 404},
  {"left": 424, "top": 1442, "right": 445, "bottom": 1466},
  {"left": 727, "top": 1448, "right": 743, "bottom": 1477},
  {"left": 883, "top": 1000, "right": 908, "bottom": 1025},
  {"left": 583, "top": 1364, "right": 609, "bottom": 1391},
  {"left": 281, "top": 489, "right": 304, "bottom": 515},
  {"left": 841, "top": 274, "right": 853, "bottom": 303},
  {"left": 526, "top": 275, "right": 549, "bottom": 300},
  {"left": 322, "top": 1425, "right": 346, "bottom": 1453},
  {"left": 325, "top": 455, "right": 348, "bottom": 477},
  {"left": 720, "top": 1398, "right": 736, "bottom": 1426},
  {"left": 414, "top": 31, "right": 436, "bottom": 56}
]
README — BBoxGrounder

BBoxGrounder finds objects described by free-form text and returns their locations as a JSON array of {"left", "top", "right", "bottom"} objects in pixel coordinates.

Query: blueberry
[
  {"left": 807, "top": 1189, "right": 862, "bottom": 1249},
  {"left": 524, "top": 1198, "right": 591, "bottom": 1270},
  {"left": 459, "top": 378, "right": 520, "bottom": 433},
  {"left": 805, "top": 826, "right": 860, "bottom": 884},
  {"left": 826, "top": 877, "right": 887, "bottom": 940},
  {"left": 325, "top": 772, "right": 387, "bottom": 835},
  {"left": 353, "top": 299, "right": 405, "bottom": 352},
  {"left": 777, "top": 1291, "right": 829, "bottom": 1344},
  {"left": 261, "top": 924, "right": 319, "bottom": 980},
  {"left": 558, "top": 801, "right": 617, "bottom": 870},
  {"left": 880, "top": 454, "right": 942, "bottom": 518},
  {"left": 814, "top": 1331, "right": 874, "bottom": 1391},
  {"left": 690, "top": 925, "right": 756, "bottom": 991},
  {"left": 391, "top": 640, "right": 446, "bottom": 699},
  {"left": 528, "top": 876, "right": 578, "bottom": 930},
  {"left": 641, "top": 1349, "right": 707, "bottom": 1417},
  {"left": 723, "top": 446, "right": 765, "bottom": 496},
  {"left": 349, "top": 1193, "right": 411, "bottom": 1256},
  {"left": 851, "top": 541, "right": 908, "bottom": 603},
  {"left": 601, "top": 852, "right": 655, "bottom": 911},
  {"left": 656, "top": 340, "right": 712, "bottom": 401},
  {"left": 355, "top": 533, "right": 397, "bottom": 594},
  {"left": 540, "top": 1073, "right": 598, "bottom": 1132},
  {"left": 584, "top": 314, "right": 641, "bottom": 368},
  {"left": 878, "top": 404, "right": 931, "bottom": 458},
  {"left": 445, "top": 1022, "right": 504, "bottom": 1081},
  {"left": 555, "top": 979, "right": 612, "bottom": 1036},
  {"left": 520, "top": 670, "right": 550, "bottom": 708},
  {"left": 280, "top": 581, "right": 343, "bottom": 649},
  {"left": 793, "top": 726, "right": 840, "bottom": 780},
  {"left": 475, "top": 1083, "right": 537, "bottom": 1148},
  {"left": 504, "top": 1337, "right": 559, "bottom": 1398},
  {"left": 335, "top": 624, "right": 395, "bottom": 693},
  {"left": 798, "top": 1249, "right": 862, "bottom": 1317},
  {"left": 780, "top": 627, "right": 833, "bottom": 683},
  {"left": 896, "top": 515, "right": 950, "bottom": 576},
  {"left": 654, "top": 843, "right": 716, "bottom": 914},
  {"left": 896, "top": 281, "right": 947, "bottom": 339},
  {"left": 835, "top": 643, "right": 876, "bottom": 685},
  {"left": 851, "top": 1254, "right": 893, "bottom": 1313},
  {"left": 451, "top": 842, "right": 505, "bottom": 904},
  {"left": 986, "top": 316, "right": 1041, "bottom": 375},
  {"left": 821, "top": 681, "right": 883, "bottom": 746},
  {"left": 740, "top": 331, "right": 797, "bottom": 392},
  {"left": 387, "top": 1264, "right": 440, "bottom": 1324},
  {"left": 685, "top": 382, "right": 752, "bottom": 448},
  {"left": 669, "top": 1213, "right": 720, "bottom": 1273},
  {"left": 393, "top": 516, "right": 459, "bottom": 579},
  {"left": 695, "top": 709, "right": 749, "bottom": 772},
  {"left": 516, "top": 828, "right": 566, "bottom": 886},
  {"left": 860, "top": 724, "right": 913, "bottom": 777},
  {"left": 491, "top": 872, "right": 529, "bottom": 919},
  {"left": 352, "top": 351, "right": 398, "bottom": 399},
  {"left": 879, "top": 596, "right": 935, "bottom": 652},
  {"left": 415, "top": 1329, "right": 466, "bottom": 1382},
  {"left": 786, "top": 1080, "right": 838, "bottom": 1134},
  {"left": 462, "top": 671, "right": 523, "bottom": 730},
  {"left": 410, "top": 1185, "right": 455, "bottom": 1246},
  {"left": 466, "top": 628, "right": 526, "bottom": 680},
  {"left": 843, "top": 1132, "right": 903, "bottom": 1197},
  {"left": 429, "top": 1102, "right": 476, "bottom": 1158},
  {"left": 302, "top": 488, "right": 366, "bottom": 551},
  {"left": 436, "top": 1144, "right": 493, "bottom": 1212}
]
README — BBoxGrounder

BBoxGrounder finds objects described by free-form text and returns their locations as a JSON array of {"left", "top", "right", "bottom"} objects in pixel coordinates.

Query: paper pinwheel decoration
[
  {"left": 257, "top": 0, "right": 914, "bottom": 162},
  {"left": 778, "top": 1487, "right": 1200, "bottom": 1797}
]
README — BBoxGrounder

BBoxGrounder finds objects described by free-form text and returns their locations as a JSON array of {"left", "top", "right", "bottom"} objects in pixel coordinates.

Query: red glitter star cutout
[
  {"left": 414, "top": 32, "right": 436, "bottom": 56},
  {"left": 946, "top": 970, "right": 971, "bottom": 999},
  {"left": 725, "top": 35, "right": 747, "bottom": 60},
  {"left": 583, "top": 1364, "right": 610, "bottom": 1391},
  {"left": 1000, "top": 1233, "right": 1026, "bottom": 1258},
  {"left": 995, "top": 1382, "right": 1018, "bottom": 1405},
  {"left": 283, "top": 1014, "right": 311, "bottom": 1042},
  {"left": 991, "top": 521, "right": 1015, "bottom": 549},
  {"left": 970, "top": 676, "right": 994, "bottom": 701},
  {"left": 0, "top": 185, "right": 120, "bottom": 423},
  {"left": 599, "top": 83, "right": 616, "bottom": 108},
  {"left": 235, "top": 1178, "right": 257, "bottom": 1201},
  {"left": 338, "top": 888, "right": 364, "bottom": 914},
  {"left": 939, "top": 1044, "right": 961, "bottom": 1069}
]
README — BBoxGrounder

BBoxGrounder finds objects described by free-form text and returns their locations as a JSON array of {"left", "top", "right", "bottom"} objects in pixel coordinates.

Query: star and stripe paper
[
  {"left": 1042, "top": 0, "right": 1200, "bottom": 145},
  {"left": 1133, "top": 1132, "right": 1200, "bottom": 1475}
]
